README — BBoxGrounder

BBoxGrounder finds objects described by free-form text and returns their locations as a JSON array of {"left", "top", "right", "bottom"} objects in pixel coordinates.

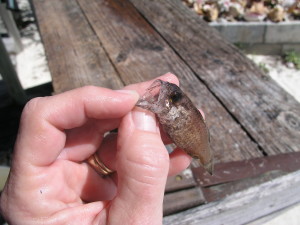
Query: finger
[
  {"left": 58, "top": 119, "right": 120, "bottom": 162},
  {"left": 91, "top": 132, "right": 190, "bottom": 177},
  {"left": 81, "top": 133, "right": 119, "bottom": 201},
  {"left": 15, "top": 86, "right": 139, "bottom": 167},
  {"left": 68, "top": 134, "right": 189, "bottom": 202},
  {"left": 79, "top": 162, "right": 117, "bottom": 202},
  {"left": 67, "top": 134, "right": 118, "bottom": 202},
  {"left": 94, "top": 133, "right": 118, "bottom": 171},
  {"left": 169, "top": 148, "right": 192, "bottom": 176},
  {"left": 109, "top": 108, "right": 169, "bottom": 224},
  {"left": 124, "top": 72, "right": 179, "bottom": 95},
  {"left": 88, "top": 132, "right": 190, "bottom": 178},
  {"left": 42, "top": 202, "right": 107, "bottom": 224},
  {"left": 81, "top": 133, "right": 118, "bottom": 199},
  {"left": 80, "top": 131, "right": 188, "bottom": 184},
  {"left": 199, "top": 109, "right": 205, "bottom": 120}
]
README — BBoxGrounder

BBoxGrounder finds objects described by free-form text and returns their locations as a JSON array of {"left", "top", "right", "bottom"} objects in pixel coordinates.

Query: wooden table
[{"left": 32, "top": 0, "right": 300, "bottom": 223}]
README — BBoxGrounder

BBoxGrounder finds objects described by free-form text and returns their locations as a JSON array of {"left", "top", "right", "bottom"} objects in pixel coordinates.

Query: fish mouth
[
  {"left": 135, "top": 79, "right": 165, "bottom": 110},
  {"left": 144, "top": 79, "right": 165, "bottom": 97}
]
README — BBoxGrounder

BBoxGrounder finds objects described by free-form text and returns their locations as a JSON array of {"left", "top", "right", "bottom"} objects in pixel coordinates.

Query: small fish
[{"left": 136, "top": 79, "right": 213, "bottom": 175}]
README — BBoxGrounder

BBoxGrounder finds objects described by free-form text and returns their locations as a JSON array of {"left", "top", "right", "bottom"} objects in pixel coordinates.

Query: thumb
[{"left": 109, "top": 108, "right": 169, "bottom": 225}]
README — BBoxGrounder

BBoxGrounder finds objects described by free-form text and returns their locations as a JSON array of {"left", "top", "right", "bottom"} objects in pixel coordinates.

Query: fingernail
[{"left": 132, "top": 108, "right": 157, "bottom": 133}]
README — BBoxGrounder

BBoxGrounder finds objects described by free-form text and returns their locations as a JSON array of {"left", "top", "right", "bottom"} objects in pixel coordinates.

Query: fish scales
[{"left": 136, "top": 79, "right": 213, "bottom": 174}]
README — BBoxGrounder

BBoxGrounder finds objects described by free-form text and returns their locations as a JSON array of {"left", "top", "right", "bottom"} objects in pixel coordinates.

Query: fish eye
[{"left": 169, "top": 91, "right": 182, "bottom": 103}]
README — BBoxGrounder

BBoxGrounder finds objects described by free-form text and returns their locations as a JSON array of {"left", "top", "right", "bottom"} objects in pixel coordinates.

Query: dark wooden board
[
  {"left": 130, "top": 0, "right": 300, "bottom": 156},
  {"left": 201, "top": 170, "right": 287, "bottom": 203},
  {"left": 165, "top": 168, "right": 196, "bottom": 193},
  {"left": 32, "top": 0, "right": 124, "bottom": 93},
  {"left": 163, "top": 187, "right": 205, "bottom": 216},
  {"left": 192, "top": 151, "right": 300, "bottom": 187},
  {"left": 163, "top": 170, "right": 300, "bottom": 225},
  {"left": 77, "top": 0, "right": 263, "bottom": 163}
]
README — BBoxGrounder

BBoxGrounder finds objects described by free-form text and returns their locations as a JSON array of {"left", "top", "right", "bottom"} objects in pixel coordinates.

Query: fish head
[
  {"left": 136, "top": 79, "right": 184, "bottom": 113},
  {"left": 136, "top": 79, "right": 214, "bottom": 175},
  {"left": 159, "top": 81, "right": 185, "bottom": 109}
]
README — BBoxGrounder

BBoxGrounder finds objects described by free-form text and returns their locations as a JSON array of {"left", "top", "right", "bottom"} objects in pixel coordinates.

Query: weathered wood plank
[
  {"left": 130, "top": 0, "right": 300, "bottom": 155},
  {"left": 202, "top": 170, "right": 287, "bottom": 203},
  {"left": 77, "top": 0, "right": 263, "bottom": 163},
  {"left": 165, "top": 168, "right": 196, "bottom": 193},
  {"left": 163, "top": 170, "right": 300, "bottom": 224},
  {"left": 163, "top": 187, "right": 205, "bottom": 216},
  {"left": 192, "top": 151, "right": 300, "bottom": 187},
  {"left": 32, "top": 0, "right": 123, "bottom": 93}
]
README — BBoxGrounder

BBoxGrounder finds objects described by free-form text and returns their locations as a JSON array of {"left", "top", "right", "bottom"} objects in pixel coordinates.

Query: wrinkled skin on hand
[{"left": 0, "top": 73, "right": 192, "bottom": 225}]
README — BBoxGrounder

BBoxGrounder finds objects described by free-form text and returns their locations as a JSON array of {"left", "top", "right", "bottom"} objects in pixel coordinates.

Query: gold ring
[{"left": 86, "top": 154, "right": 114, "bottom": 176}]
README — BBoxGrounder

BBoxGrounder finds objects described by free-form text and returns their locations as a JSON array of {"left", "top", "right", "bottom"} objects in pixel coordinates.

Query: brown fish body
[{"left": 136, "top": 79, "right": 213, "bottom": 174}]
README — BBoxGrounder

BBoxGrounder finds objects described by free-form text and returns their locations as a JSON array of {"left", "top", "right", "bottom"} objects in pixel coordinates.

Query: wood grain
[
  {"left": 163, "top": 170, "right": 300, "bottom": 224},
  {"left": 130, "top": 0, "right": 300, "bottom": 155},
  {"left": 77, "top": 0, "right": 263, "bottom": 163},
  {"left": 192, "top": 151, "right": 300, "bottom": 187},
  {"left": 163, "top": 187, "right": 205, "bottom": 216},
  {"left": 201, "top": 170, "right": 287, "bottom": 203},
  {"left": 165, "top": 168, "right": 197, "bottom": 193},
  {"left": 32, "top": 0, "right": 123, "bottom": 93}
]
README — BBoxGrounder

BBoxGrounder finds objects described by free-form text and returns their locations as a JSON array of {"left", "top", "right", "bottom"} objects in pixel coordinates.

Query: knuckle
[
  {"left": 80, "top": 85, "right": 100, "bottom": 96},
  {"left": 22, "top": 97, "right": 47, "bottom": 119},
  {"left": 23, "top": 97, "right": 43, "bottom": 113}
]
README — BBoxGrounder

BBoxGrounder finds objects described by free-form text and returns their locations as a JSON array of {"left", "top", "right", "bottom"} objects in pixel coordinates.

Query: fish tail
[{"left": 203, "top": 160, "right": 214, "bottom": 176}]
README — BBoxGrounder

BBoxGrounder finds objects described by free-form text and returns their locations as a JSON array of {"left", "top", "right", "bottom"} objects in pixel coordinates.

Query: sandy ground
[
  {"left": 16, "top": 34, "right": 51, "bottom": 89},
  {"left": 248, "top": 54, "right": 300, "bottom": 103}
]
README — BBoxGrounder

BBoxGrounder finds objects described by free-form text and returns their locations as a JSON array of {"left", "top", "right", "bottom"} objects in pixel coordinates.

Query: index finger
[
  {"left": 124, "top": 72, "right": 179, "bottom": 94},
  {"left": 14, "top": 86, "right": 139, "bottom": 167}
]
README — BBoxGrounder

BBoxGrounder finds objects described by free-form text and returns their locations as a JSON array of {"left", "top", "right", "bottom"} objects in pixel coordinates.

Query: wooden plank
[
  {"left": 32, "top": 0, "right": 123, "bottom": 93},
  {"left": 202, "top": 170, "right": 287, "bottom": 203},
  {"left": 192, "top": 151, "right": 300, "bottom": 187},
  {"left": 130, "top": 0, "right": 300, "bottom": 156},
  {"left": 163, "top": 187, "right": 205, "bottom": 216},
  {"left": 77, "top": 0, "right": 263, "bottom": 163},
  {"left": 247, "top": 203, "right": 300, "bottom": 225},
  {"left": 163, "top": 170, "right": 300, "bottom": 224},
  {"left": 165, "top": 168, "right": 196, "bottom": 193}
]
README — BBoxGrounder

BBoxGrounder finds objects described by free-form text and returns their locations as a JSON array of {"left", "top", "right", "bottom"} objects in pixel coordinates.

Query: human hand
[{"left": 0, "top": 73, "right": 191, "bottom": 225}]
